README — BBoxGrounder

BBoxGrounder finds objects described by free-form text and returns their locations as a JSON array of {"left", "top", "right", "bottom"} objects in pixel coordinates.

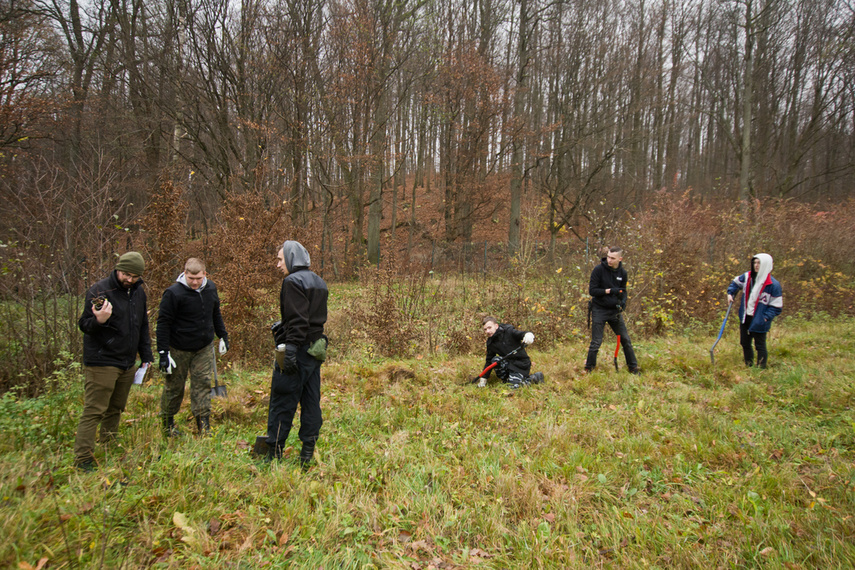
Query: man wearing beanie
[{"left": 74, "top": 252, "right": 153, "bottom": 471}]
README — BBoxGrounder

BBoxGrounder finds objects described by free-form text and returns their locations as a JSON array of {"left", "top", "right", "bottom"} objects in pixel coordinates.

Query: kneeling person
[
  {"left": 478, "top": 316, "right": 543, "bottom": 389},
  {"left": 157, "top": 258, "right": 229, "bottom": 436}
]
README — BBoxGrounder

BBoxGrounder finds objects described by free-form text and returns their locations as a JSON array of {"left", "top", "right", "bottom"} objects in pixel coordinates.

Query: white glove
[
  {"left": 219, "top": 338, "right": 228, "bottom": 355},
  {"left": 477, "top": 377, "right": 487, "bottom": 388},
  {"left": 167, "top": 354, "right": 177, "bottom": 374},
  {"left": 523, "top": 332, "right": 534, "bottom": 346}
]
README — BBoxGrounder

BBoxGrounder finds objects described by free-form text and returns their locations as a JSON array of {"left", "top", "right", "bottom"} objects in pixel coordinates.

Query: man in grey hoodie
[
  {"left": 267, "top": 240, "right": 329, "bottom": 469},
  {"left": 157, "top": 258, "right": 229, "bottom": 436}
]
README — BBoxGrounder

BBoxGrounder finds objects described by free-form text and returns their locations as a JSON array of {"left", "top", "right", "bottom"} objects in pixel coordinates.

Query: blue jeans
[{"left": 585, "top": 307, "right": 638, "bottom": 370}]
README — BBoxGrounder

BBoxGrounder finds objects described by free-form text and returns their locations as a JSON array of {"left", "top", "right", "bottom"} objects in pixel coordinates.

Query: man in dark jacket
[
  {"left": 266, "top": 240, "right": 328, "bottom": 469},
  {"left": 585, "top": 246, "right": 640, "bottom": 373},
  {"left": 478, "top": 316, "right": 543, "bottom": 389},
  {"left": 74, "top": 252, "right": 154, "bottom": 471},
  {"left": 157, "top": 258, "right": 229, "bottom": 436}
]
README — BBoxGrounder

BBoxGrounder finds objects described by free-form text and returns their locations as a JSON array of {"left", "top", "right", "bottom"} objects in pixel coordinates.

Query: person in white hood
[{"left": 727, "top": 253, "right": 783, "bottom": 368}]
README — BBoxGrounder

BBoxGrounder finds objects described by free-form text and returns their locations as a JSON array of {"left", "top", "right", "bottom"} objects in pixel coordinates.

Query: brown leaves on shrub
[{"left": 208, "top": 192, "right": 289, "bottom": 362}]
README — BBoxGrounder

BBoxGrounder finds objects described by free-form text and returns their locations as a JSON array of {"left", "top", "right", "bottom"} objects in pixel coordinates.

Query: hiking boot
[
  {"left": 75, "top": 459, "right": 95, "bottom": 472},
  {"left": 527, "top": 372, "right": 544, "bottom": 385},
  {"left": 195, "top": 414, "right": 211, "bottom": 436},
  {"left": 162, "top": 416, "right": 181, "bottom": 438},
  {"left": 299, "top": 440, "right": 316, "bottom": 471},
  {"left": 583, "top": 368, "right": 593, "bottom": 374},
  {"left": 263, "top": 444, "right": 281, "bottom": 463},
  {"left": 629, "top": 367, "right": 642, "bottom": 375}
]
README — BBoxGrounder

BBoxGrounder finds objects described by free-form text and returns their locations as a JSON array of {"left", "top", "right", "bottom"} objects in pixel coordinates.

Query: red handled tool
[{"left": 468, "top": 345, "right": 524, "bottom": 384}]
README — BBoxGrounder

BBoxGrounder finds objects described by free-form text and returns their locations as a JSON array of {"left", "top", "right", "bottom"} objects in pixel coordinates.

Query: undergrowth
[{"left": 1, "top": 316, "right": 854, "bottom": 568}]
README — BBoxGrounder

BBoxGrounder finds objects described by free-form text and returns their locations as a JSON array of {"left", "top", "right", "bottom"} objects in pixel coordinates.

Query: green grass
[{"left": 1, "top": 316, "right": 854, "bottom": 568}]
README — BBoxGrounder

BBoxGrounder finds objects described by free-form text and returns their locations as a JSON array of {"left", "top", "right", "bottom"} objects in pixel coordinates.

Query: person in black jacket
[
  {"left": 477, "top": 316, "right": 543, "bottom": 389},
  {"left": 266, "top": 240, "right": 328, "bottom": 469},
  {"left": 585, "top": 246, "right": 640, "bottom": 373},
  {"left": 157, "top": 258, "right": 229, "bottom": 436},
  {"left": 74, "top": 252, "right": 154, "bottom": 471}
]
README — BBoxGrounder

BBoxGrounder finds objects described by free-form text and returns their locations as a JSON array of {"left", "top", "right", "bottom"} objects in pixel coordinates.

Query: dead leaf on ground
[
  {"left": 17, "top": 558, "right": 48, "bottom": 570},
  {"left": 208, "top": 518, "right": 221, "bottom": 535}
]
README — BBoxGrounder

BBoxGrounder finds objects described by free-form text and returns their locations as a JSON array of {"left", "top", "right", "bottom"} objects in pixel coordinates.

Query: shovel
[
  {"left": 210, "top": 345, "right": 227, "bottom": 398},
  {"left": 614, "top": 335, "right": 621, "bottom": 372},
  {"left": 710, "top": 300, "right": 734, "bottom": 365}
]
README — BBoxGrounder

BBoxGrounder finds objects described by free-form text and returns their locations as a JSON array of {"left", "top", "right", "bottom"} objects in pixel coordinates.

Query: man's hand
[
  {"left": 282, "top": 344, "right": 298, "bottom": 375},
  {"left": 727, "top": 294, "right": 734, "bottom": 304},
  {"left": 93, "top": 299, "right": 113, "bottom": 324},
  {"left": 523, "top": 332, "right": 535, "bottom": 345},
  {"left": 219, "top": 337, "right": 229, "bottom": 355},
  {"left": 159, "top": 351, "right": 177, "bottom": 374}
]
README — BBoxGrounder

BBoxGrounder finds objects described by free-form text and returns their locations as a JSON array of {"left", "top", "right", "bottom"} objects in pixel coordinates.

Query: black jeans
[
  {"left": 585, "top": 307, "right": 638, "bottom": 370},
  {"left": 740, "top": 315, "right": 768, "bottom": 368},
  {"left": 267, "top": 345, "right": 323, "bottom": 451}
]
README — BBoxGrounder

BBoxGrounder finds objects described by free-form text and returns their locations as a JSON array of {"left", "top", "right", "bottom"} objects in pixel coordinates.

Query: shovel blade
[
  {"left": 211, "top": 385, "right": 228, "bottom": 399},
  {"left": 252, "top": 435, "right": 269, "bottom": 457}
]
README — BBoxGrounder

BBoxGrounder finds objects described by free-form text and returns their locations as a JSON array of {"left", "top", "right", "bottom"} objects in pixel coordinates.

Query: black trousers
[
  {"left": 267, "top": 345, "right": 323, "bottom": 450},
  {"left": 492, "top": 356, "right": 529, "bottom": 384},
  {"left": 585, "top": 307, "right": 638, "bottom": 370},
  {"left": 740, "top": 315, "right": 768, "bottom": 368}
]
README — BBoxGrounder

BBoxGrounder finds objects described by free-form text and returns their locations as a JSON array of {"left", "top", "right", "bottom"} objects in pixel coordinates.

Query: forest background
[{"left": 1, "top": 0, "right": 855, "bottom": 392}]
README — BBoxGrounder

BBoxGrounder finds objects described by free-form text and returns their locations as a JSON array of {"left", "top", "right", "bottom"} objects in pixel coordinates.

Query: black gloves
[
  {"left": 158, "top": 350, "right": 175, "bottom": 373},
  {"left": 282, "top": 344, "right": 298, "bottom": 375}
]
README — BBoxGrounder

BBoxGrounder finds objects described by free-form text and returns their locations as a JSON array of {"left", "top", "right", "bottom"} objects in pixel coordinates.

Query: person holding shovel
[
  {"left": 265, "top": 240, "right": 328, "bottom": 469},
  {"left": 74, "top": 252, "right": 154, "bottom": 471},
  {"left": 727, "top": 253, "right": 782, "bottom": 368},
  {"left": 477, "top": 316, "right": 543, "bottom": 389},
  {"left": 157, "top": 258, "right": 229, "bottom": 436},
  {"left": 584, "top": 246, "right": 640, "bottom": 374}
]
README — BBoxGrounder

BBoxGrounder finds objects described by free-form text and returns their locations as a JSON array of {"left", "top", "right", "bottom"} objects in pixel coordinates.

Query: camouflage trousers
[{"left": 160, "top": 342, "right": 215, "bottom": 418}]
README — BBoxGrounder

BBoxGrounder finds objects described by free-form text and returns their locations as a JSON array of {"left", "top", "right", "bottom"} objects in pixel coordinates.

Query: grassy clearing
[{"left": 1, "top": 315, "right": 854, "bottom": 568}]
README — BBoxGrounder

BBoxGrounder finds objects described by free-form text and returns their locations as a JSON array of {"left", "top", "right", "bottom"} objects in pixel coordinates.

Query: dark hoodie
[
  {"left": 589, "top": 257, "right": 628, "bottom": 311},
  {"left": 276, "top": 241, "right": 328, "bottom": 347},
  {"left": 156, "top": 274, "right": 228, "bottom": 353}
]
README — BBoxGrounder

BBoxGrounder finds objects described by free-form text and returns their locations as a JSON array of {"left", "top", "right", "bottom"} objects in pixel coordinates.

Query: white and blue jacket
[{"left": 727, "top": 272, "right": 783, "bottom": 334}]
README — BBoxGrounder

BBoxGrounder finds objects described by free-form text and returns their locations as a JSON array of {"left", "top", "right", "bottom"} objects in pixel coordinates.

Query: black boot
[
  {"left": 162, "top": 416, "right": 181, "bottom": 437},
  {"left": 527, "top": 372, "right": 544, "bottom": 384},
  {"left": 263, "top": 443, "right": 282, "bottom": 463},
  {"left": 299, "top": 440, "right": 316, "bottom": 471},
  {"left": 195, "top": 415, "right": 210, "bottom": 436}
]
